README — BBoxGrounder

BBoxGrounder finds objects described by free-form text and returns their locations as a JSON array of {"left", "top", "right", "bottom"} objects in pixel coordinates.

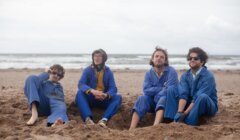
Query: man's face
[
  {"left": 93, "top": 53, "right": 103, "bottom": 65},
  {"left": 49, "top": 69, "right": 61, "bottom": 82},
  {"left": 188, "top": 52, "right": 203, "bottom": 70},
  {"left": 152, "top": 51, "right": 166, "bottom": 67}
]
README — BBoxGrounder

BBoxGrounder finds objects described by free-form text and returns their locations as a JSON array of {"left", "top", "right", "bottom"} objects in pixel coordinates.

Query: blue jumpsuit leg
[
  {"left": 164, "top": 86, "right": 179, "bottom": 120},
  {"left": 132, "top": 95, "right": 155, "bottom": 120},
  {"left": 24, "top": 75, "right": 50, "bottom": 116},
  {"left": 75, "top": 90, "right": 93, "bottom": 120},
  {"left": 155, "top": 95, "right": 166, "bottom": 111},
  {"left": 47, "top": 98, "right": 69, "bottom": 123},
  {"left": 98, "top": 95, "right": 122, "bottom": 120},
  {"left": 185, "top": 94, "right": 218, "bottom": 125},
  {"left": 24, "top": 75, "right": 41, "bottom": 106}
]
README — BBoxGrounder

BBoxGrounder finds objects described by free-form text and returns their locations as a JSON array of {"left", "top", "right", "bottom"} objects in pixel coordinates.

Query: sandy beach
[{"left": 0, "top": 69, "right": 240, "bottom": 140}]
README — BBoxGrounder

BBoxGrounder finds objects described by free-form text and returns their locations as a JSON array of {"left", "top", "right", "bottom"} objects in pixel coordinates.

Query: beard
[
  {"left": 189, "top": 63, "right": 201, "bottom": 71},
  {"left": 93, "top": 63, "right": 105, "bottom": 71},
  {"left": 155, "top": 63, "right": 164, "bottom": 69}
]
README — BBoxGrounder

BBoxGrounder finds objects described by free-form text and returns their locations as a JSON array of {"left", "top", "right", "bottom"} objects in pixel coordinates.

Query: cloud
[
  {"left": 205, "top": 15, "right": 240, "bottom": 32},
  {"left": 0, "top": 0, "right": 240, "bottom": 54}
]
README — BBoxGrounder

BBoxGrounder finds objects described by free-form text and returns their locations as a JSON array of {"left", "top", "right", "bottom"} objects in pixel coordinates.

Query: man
[
  {"left": 129, "top": 47, "right": 178, "bottom": 130},
  {"left": 24, "top": 64, "right": 68, "bottom": 127},
  {"left": 75, "top": 49, "right": 122, "bottom": 128},
  {"left": 164, "top": 47, "right": 218, "bottom": 125}
]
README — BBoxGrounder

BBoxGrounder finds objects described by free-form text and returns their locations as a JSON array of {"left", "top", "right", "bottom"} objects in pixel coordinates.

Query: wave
[{"left": 0, "top": 54, "right": 240, "bottom": 70}]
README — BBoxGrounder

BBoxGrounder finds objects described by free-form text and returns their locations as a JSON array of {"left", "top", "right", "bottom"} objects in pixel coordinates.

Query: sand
[{"left": 0, "top": 69, "right": 240, "bottom": 140}]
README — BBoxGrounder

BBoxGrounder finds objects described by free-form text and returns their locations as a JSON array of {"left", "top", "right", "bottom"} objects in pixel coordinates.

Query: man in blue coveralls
[
  {"left": 164, "top": 47, "right": 218, "bottom": 125},
  {"left": 75, "top": 49, "right": 122, "bottom": 128},
  {"left": 24, "top": 64, "right": 68, "bottom": 127},
  {"left": 129, "top": 47, "right": 178, "bottom": 130}
]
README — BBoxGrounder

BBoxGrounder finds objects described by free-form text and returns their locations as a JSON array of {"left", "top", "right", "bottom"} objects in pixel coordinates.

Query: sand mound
[{"left": 0, "top": 88, "right": 240, "bottom": 140}]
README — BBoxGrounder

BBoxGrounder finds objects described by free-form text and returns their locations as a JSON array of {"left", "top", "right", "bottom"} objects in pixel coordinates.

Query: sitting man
[
  {"left": 129, "top": 47, "right": 178, "bottom": 130},
  {"left": 75, "top": 49, "right": 122, "bottom": 128},
  {"left": 164, "top": 47, "right": 218, "bottom": 125},
  {"left": 24, "top": 64, "right": 69, "bottom": 127}
]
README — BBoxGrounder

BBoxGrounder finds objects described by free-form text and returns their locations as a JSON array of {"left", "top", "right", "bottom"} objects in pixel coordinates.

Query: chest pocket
[
  {"left": 196, "top": 78, "right": 204, "bottom": 91},
  {"left": 151, "top": 71, "right": 169, "bottom": 88},
  {"left": 190, "top": 76, "right": 203, "bottom": 97},
  {"left": 161, "top": 71, "right": 168, "bottom": 88}
]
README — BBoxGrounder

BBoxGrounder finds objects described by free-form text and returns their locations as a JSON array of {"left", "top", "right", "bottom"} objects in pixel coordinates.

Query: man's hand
[
  {"left": 174, "top": 112, "right": 187, "bottom": 122},
  {"left": 90, "top": 89, "right": 103, "bottom": 100},
  {"left": 91, "top": 89, "right": 107, "bottom": 100},
  {"left": 45, "top": 67, "right": 50, "bottom": 73},
  {"left": 101, "top": 93, "right": 108, "bottom": 100}
]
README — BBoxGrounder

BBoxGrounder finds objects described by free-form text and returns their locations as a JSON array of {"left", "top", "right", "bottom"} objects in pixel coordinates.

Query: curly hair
[
  {"left": 48, "top": 64, "right": 65, "bottom": 80},
  {"left": 187, "top": 47, "right": 208, "bottom": 66}
]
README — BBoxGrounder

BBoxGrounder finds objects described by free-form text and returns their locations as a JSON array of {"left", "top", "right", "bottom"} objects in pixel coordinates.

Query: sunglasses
[
  {"left": 50, "top": 71, "right": 62, "bottom": 77},
  {"left": 187, "top": 56, "right": 200, "bottom": 61}
]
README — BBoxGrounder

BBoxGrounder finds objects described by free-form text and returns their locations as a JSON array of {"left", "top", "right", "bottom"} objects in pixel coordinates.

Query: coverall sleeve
[
  {"left": 178, "top": 74, "right": 190, "bottom": 101},
  {"left": 106, "top": 70, "right": 117, "bottom": 96},
  {"left": 78, "top": 68, "right": 92, "bottom": 92},
  {"left": 54, "top": 84, "right": 64, "bottom": 99}
]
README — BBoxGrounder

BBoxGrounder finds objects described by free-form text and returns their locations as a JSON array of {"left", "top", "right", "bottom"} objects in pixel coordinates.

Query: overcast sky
[{"left": 0, "top": 0, "right": 240, "bottom": 54}]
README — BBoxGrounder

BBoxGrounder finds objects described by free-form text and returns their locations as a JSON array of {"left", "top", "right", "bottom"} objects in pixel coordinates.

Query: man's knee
[
  {"left": 112, "top": 94, "right": 122, "bottom": 104},
  {"left": 167, "top": 86, "right": 179, "bottom": 98},
  {"left": 134, "top": 95, "right": 152, "bottom": 111},
  {"left": 138, "top": 95, "right": 151, "bottom": 102},
  {"left": 26, "top": 75, "right": 38, "bottom": 83},
  {"left": 75, "top": 90, "right": 86, "bottom": 104},
  {"left": 196, "top": 94, "right": 209, "bottom": 101}
]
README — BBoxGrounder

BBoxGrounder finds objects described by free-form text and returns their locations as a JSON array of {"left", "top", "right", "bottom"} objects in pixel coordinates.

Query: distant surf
[{"left": 0, "top": 54, "right": 240, "bottom": 70}]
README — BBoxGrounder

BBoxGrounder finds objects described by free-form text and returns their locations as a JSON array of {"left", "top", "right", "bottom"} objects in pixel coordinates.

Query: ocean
[{"left": 0, "top": 54, "right": 240, "bottom": 70}]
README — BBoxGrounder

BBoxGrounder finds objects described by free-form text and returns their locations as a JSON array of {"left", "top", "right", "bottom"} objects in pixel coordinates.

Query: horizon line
[{"left": 0, "top": 52, "right": 240, "bottom": 56}]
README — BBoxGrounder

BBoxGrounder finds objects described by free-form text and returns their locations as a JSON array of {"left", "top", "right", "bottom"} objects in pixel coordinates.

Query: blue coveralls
[
  {"left": 24, "top": 72, "right": 69, "bottom": 124},
  {"left": 75, "top": 66, "right": 122, "bottom": 121},
  {"left": 132, "top": 66, "right": 178, "bottom": 120},
  {"left": 164, "top": 67, "right": 218, "bottom": 125}
]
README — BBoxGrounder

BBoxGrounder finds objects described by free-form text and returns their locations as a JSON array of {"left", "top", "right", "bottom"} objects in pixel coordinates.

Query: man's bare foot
[
  {"left": 52, "top": 118, "right": 63, "bottom": 127},
  {"left": 26, "top": 114, "right": 38, "bottom": 125},
  {"left": 26, "top": 103, "right": 38, "bottom": 126}
]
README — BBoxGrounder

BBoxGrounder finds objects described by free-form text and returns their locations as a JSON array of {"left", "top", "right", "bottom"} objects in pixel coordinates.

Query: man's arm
[
  {"left": 184, "top": 102, "right": 194, "bottom": 114},
  {"left": 78, "top": 68, "right": 92, "bottom": 93},
  {"left": 177, "top": 99, "right": 187, "bottom": 113},
  {"left": 178, "top": 74, "right": 190, "bottom": 101},
  {"left": 177, "top": 73, "right": 191, "bottom": 112},
  {"left": 105, "top": 70, "right": 117, "bottom": 97},
  {"left": 53, "top": 84, "right": 65, "bottom": 101}
]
